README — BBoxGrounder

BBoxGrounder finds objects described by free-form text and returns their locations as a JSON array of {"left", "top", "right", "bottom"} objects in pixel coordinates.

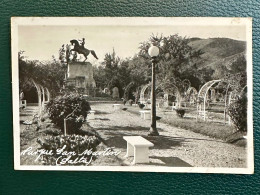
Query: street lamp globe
[{"left": 148, "top": 45, "right": 159, "bottom": 57}]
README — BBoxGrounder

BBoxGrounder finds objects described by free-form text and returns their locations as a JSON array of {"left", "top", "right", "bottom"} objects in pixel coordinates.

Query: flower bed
[{"left": 37, "top": 134, "right": 100, "bottom": 165}]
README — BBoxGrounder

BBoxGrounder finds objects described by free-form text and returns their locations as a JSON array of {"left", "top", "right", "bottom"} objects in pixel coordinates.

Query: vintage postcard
[{"left": 12, "top": 17, "right": 253, "bottom": 173}]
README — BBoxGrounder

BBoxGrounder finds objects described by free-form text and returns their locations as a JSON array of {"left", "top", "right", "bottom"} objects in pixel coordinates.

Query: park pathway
[
  {"left": 20, "top": 106, "right": 43, "bottom": 165},
  {"left": 86, "top": 103, "right": 247, "bottom": 168},
  {"left": 20, "top": 106, "right": 39, "bottom": 131}
]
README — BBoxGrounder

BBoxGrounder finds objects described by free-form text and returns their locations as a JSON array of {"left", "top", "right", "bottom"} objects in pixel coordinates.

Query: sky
[{"left": 18, "top": 25, "right": 246, "bottom": 64}]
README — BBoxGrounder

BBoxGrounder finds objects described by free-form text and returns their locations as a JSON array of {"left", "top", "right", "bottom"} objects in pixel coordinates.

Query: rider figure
[{"left": 80, "top": 38, "right": 85, "bottom": 49}]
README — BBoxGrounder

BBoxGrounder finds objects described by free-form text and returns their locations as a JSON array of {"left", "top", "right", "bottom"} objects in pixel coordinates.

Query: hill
[{"left": 188, "top": 38, "right": 246, "bottom": 79}]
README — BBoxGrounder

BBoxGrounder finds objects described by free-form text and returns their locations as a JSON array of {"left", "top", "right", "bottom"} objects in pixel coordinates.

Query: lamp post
[{"left": 148, "top": 45, "right": 160, "bottom": 136}]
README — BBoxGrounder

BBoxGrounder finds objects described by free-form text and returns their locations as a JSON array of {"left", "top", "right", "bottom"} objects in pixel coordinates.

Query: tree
[
  {"left": 228, "top": 90, "right": 247, "bottom": 132},
  {"left": 223, "top": 72, "right": 247, "bottom": 132},
  {"left": 19, "top": 51, "right": 66, "bottom": 116},
  {"left": 93, "top": 65, "right": 106, "bottom": 90},
  {"left": 137, "top": 34, "right": 204, "bottom": 101},
  {"left": 96, "top": 49, "right": 128, "bottom": 97},
  {"left": 19, "top": 52, "right": 65, "bottom": 98}
]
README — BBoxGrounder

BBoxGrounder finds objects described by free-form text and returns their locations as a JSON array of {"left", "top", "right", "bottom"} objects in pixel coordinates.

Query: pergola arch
[
  {"left": 139, "top": 82, "right": 166, "bottom": 102},
  {"left": 140, "top": 83, "right": 151, "bottom": 103},
  {"left": 197, "top": 80, "right": 221, "bottom": 121},
  {"left": 31, "top": 79, "right": 43, "bottom": 116},
  {"left": 45, "top": 87, "right": 50, "bottom": 103},
  {"left": 166, "top": 84, "right": 181, "bottom": 108},
  {"left": 123, "top": 82, "right": 135, "bottom": 100},
  {"left": 139, "top": 81, "right": 183, "bottom": 108},
  {"left": 139, "top": 81, "right": 181, "bottom": 105},
  {"left": 30, "top": 79, "right": 51, "bottom": 119},
  {"left": 186, "top": 87, "right": 198, "bottom": 104}
]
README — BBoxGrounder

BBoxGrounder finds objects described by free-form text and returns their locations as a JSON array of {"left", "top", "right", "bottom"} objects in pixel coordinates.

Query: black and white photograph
[{"left": 12, "top": 17, "right": 253, "bottom": 173}]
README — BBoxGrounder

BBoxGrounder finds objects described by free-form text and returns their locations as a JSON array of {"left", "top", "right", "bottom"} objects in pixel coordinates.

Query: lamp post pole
[{"left": 149, "top": 56, "right": 159, "bottom": 136}]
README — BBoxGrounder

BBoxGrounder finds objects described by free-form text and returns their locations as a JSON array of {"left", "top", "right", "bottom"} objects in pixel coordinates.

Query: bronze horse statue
[{"left": 70, "top": 39, "right": 98, "bottom": 61}]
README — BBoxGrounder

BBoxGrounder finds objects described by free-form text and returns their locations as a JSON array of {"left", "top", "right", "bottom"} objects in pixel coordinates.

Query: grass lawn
[
  {"left": 161, "top": 116, "right": 235, "bottom": 141},
  {"left": 126, "top": 105, "right": 238, "bottom": 141}
]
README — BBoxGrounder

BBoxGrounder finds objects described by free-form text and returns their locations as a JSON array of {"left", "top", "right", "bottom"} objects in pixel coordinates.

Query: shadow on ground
[
  {"left": 149, "top": 156, "right": 192, "bottom": 167},
  {"left": 171, "top": 136, "right": 225, "bottom": 143},
  {"left": 95, "top": 118, "right": 111, "bottom": 121},
  {"left": 94, "top": 111, "right": 111, "bottom": 115},
  {"left": 103, "top": 131, "right": 184, "bottom": 150},
  {"left": 96, "top": 125, "right": 164, "bottom": 132}
]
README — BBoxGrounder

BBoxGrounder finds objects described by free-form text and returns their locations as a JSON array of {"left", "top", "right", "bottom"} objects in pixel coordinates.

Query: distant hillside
[{"left": 188, "top": 38, "right": 246, "bottom": 79}]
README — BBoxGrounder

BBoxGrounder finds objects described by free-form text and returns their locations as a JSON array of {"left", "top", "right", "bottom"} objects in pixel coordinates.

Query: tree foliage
[
  {"left": 92, "top": 34, "right": 247, "bottom": 106},
  {"left": 228, "top": 90, "right": 247, "bottom": 132},
  {"left": 137, "top": 34, "right": 204, "bottom": 99},
  {"left": 19, "top": 51, "right": 65, "bottom": 98},
  {"left": 223, "top": 72, "right": 247, "bottom": 132},
  {"left": 93, "top": 35, "right": 204, "bottom": 100}
]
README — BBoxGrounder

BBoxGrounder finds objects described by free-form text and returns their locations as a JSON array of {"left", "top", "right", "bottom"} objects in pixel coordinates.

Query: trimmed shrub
[
  {"left": 46, "top": 94, "right": 91, "bottom": 134},
  {"left": 228, "top": 93, "right": 247, "bottom": 132},
  {"left": 37, "top": 134, "right": 100, "bottom": 165},
  {"left": 175, "top": 109, "right": 185, "bottom": 118}
]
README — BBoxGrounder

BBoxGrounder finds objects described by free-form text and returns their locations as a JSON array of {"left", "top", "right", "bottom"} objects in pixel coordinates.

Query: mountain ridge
[{"left": 188, "top": 38, "right": 246, "bottom": 79}]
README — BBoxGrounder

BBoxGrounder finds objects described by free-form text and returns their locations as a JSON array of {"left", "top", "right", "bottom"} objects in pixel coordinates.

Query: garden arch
[
  {"left": 139, "top": 83, "right": 150, "bottom": 103},
  {"left": 197, "top": 80, "right": 221, "bottom": 121},
  {"left": 45, "top": 87, "right": 50, "bottom": 103},
  {"left": 139, "top": 82, "right": 182, "bottom": 109},
  {"left": 123, "top": 82, "right": 135, "bottom": 100},
  {"left": 139, "top": 82, "right": 172, "bottom": 104},
  {"left": 166, "top": 85, "right": 181, "bottom": 108},
  {"left": 186, "top": 87, "right": 198, "bottom": 105}
]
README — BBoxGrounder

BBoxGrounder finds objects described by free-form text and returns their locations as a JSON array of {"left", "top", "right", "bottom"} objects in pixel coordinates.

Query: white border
[{"left": 11, "top": 17, "right": 254, "bottom": 174}]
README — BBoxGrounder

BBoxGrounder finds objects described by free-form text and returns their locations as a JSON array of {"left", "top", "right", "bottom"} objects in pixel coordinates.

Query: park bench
[
  {"left": 113, "top": 104, "right": 122, "bottom": 110},
  {"left": 146, "top": 103, "right": 151, "bottom": 109},
  {"left": 139, "top": 110, "right": 151, "bottom": 120},
  {"left": 156, "top": 102, "right": 162, "bottom": 108},
  {"left": 88, "top": 110, "right": 95, "bottom": 120},
  {"left": 171, "top": 102, "right": 177, "bottom": 110},
  {"left": 123, "top": 136, "right": 154, "bottom": 164},
  {"left": 20, "top": 100, "right": 27, "bottom": 110}
]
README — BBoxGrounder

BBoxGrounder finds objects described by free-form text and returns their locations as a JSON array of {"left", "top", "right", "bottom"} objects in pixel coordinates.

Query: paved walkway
[
  {"left": 87, "top": 103, "right": 246, "bottom": 168},
  {"left": 20, "top": 106, "right": 40, "bottom": 131}
]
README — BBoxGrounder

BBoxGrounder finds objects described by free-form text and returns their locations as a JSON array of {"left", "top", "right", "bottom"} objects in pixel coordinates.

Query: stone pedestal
[{"left": 65, "top": 62, "right": 96, "bottom": 95}]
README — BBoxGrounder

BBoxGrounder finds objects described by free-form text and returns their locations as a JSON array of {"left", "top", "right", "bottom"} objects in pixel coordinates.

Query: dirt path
[
  {"left": 87, "top": 103, "right": 247, "bottom": 168},
  {"left": 20, "top": 106, "right": 43, "bottom": 165}
]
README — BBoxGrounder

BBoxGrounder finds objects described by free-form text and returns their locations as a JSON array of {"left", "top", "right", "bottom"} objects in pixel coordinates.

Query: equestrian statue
[{"left": 70, "top": 38, "right": 98, "bottom": 61}]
